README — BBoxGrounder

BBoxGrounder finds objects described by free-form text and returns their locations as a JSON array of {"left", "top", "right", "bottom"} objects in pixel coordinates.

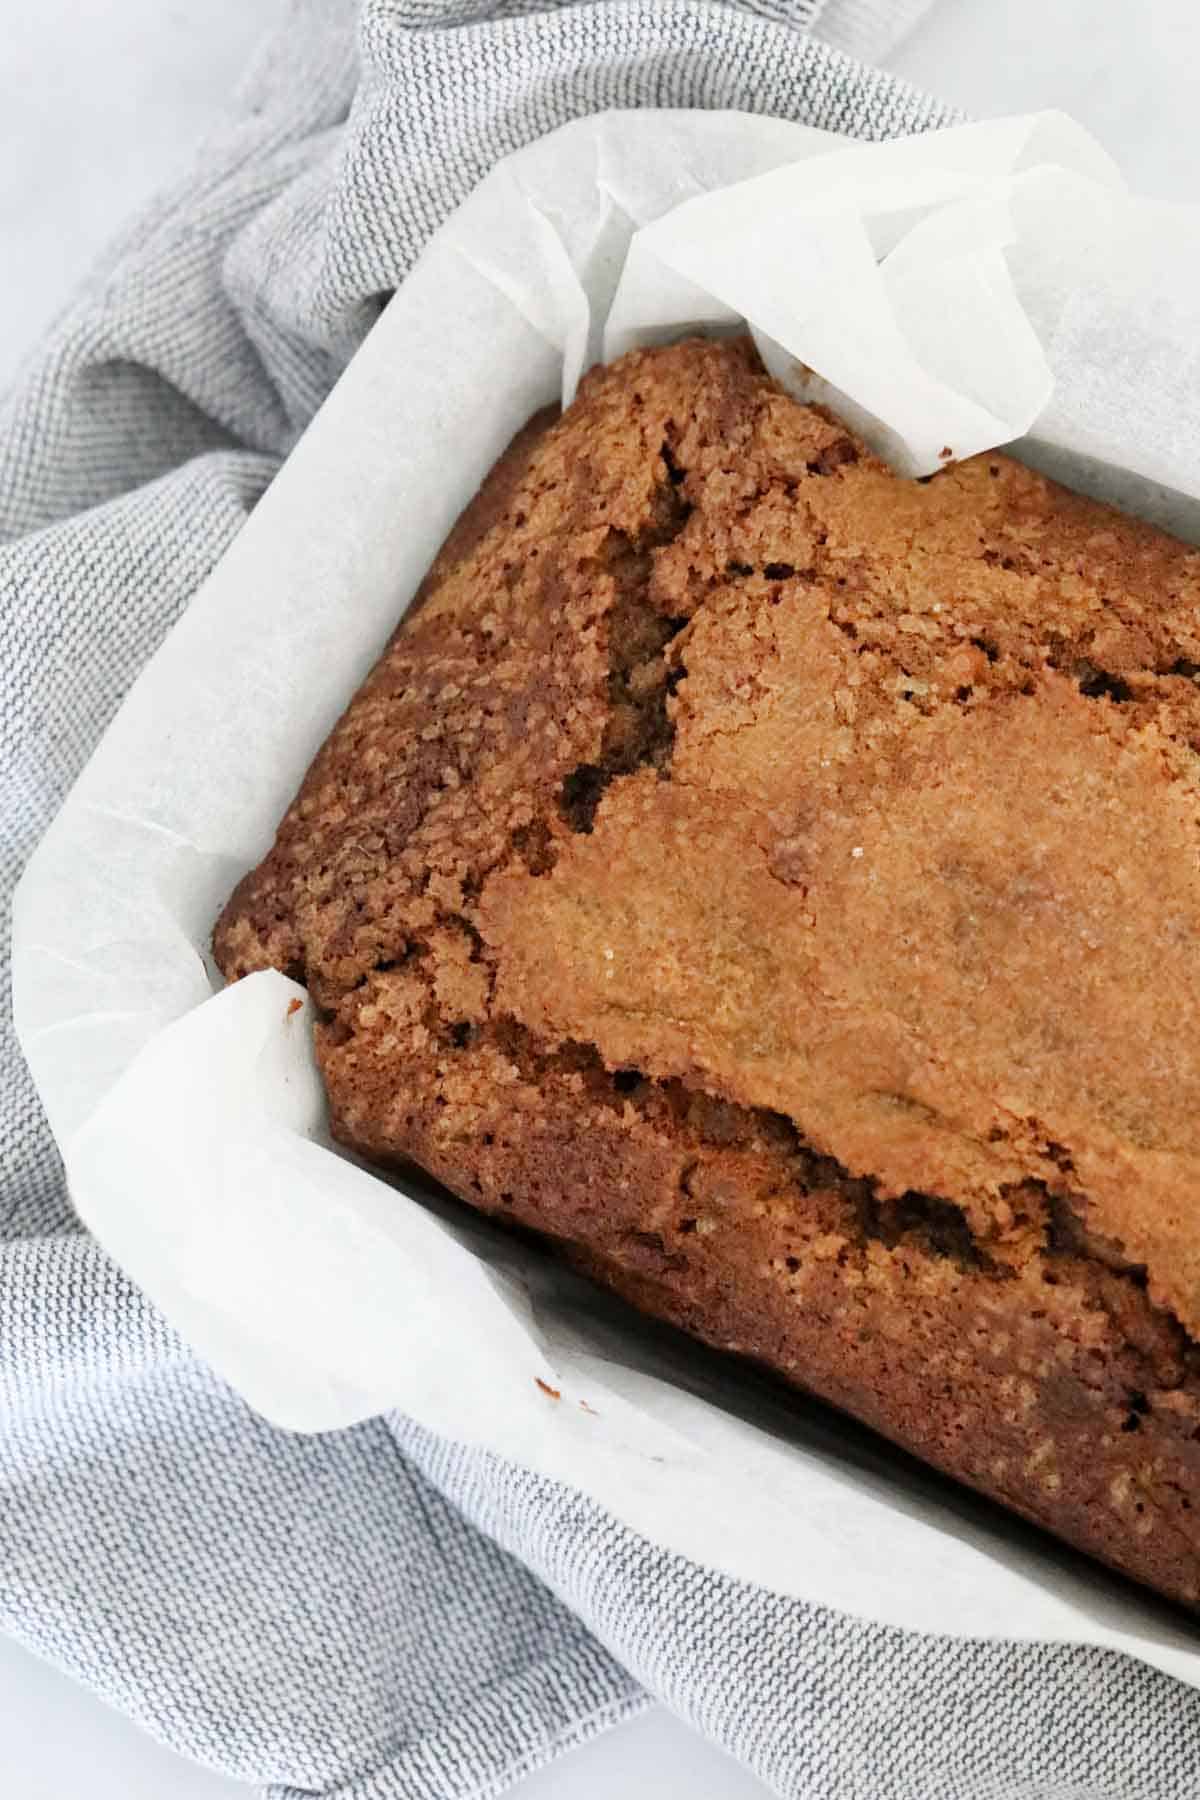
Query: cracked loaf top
[{"left": 215, "top": 336, "right": 1200, "bottom": 1348}]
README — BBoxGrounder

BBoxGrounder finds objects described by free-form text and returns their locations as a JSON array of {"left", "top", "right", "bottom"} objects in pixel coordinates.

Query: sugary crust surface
[{"left": 216, "top": 338, "right": 1200, "bottom": 1608}]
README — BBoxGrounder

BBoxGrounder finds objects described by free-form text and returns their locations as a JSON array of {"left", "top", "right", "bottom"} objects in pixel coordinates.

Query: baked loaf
[{"left": 216, "top": 337, "right": 1200, "bottom": 1608}]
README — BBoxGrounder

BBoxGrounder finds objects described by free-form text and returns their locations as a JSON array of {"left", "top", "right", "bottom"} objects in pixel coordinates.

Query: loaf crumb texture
[{"left": 216, "top": 339, "right": 1200, "bottom": 1608}]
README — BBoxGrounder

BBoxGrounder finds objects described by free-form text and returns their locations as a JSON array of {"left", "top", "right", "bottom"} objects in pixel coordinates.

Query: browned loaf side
[{"left": 215, "top": 337, "right": 1200, "bottom": 1608}]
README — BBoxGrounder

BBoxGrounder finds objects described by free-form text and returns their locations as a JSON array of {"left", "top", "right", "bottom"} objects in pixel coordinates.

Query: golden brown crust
[{"left": 216, "top": 338, "right": 1200, "bottom": 1608}]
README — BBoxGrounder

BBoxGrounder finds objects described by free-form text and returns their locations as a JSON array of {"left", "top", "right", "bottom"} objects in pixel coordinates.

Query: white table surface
[{"left": 4, "top": 1, "right": 1199, "bottom": 1794}]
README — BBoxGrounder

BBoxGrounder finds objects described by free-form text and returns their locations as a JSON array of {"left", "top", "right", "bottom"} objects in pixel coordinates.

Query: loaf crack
[{"left": 557, "top": 447, "right": 694, "bottom": 835}]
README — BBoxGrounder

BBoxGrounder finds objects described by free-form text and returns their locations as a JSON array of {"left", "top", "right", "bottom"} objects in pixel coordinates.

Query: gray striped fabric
[{"left": 4, "top": 4, "right": 1199, "bottom": 1796}]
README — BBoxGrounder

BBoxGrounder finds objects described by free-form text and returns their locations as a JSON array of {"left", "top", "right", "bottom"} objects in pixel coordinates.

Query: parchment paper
[{"left": 16, "top": 109, "right": 1200, "bottom": 1683}]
